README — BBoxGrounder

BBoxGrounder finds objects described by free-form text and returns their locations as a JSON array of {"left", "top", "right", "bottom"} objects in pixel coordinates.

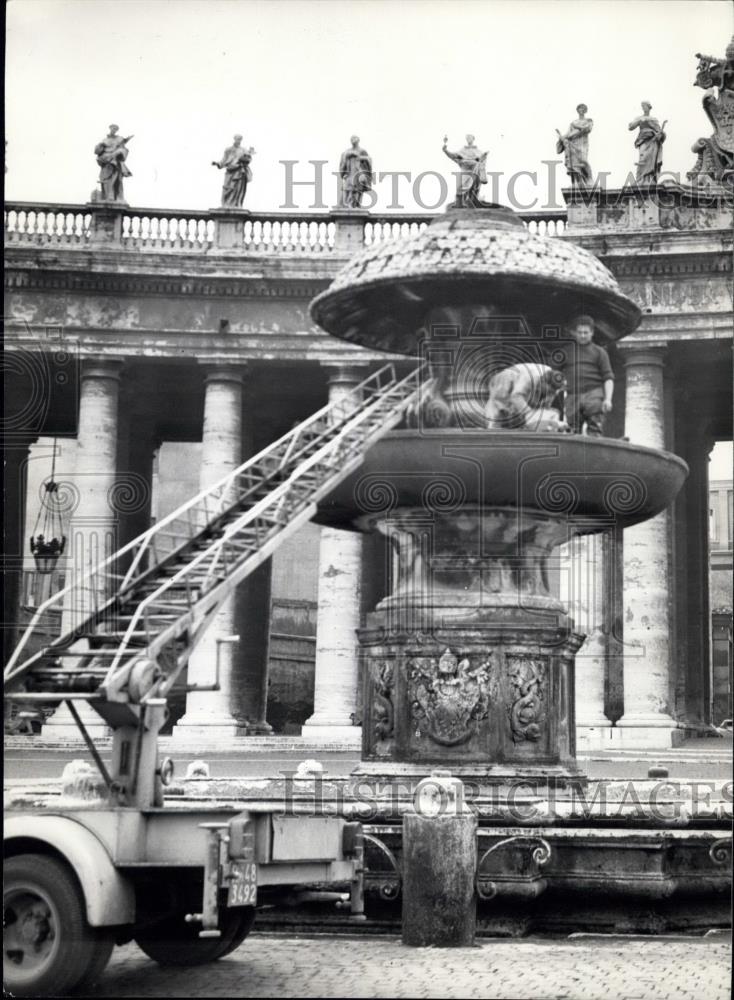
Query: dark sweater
[{"left": 558, "top": 342, "right": 614, "bottom": 396}]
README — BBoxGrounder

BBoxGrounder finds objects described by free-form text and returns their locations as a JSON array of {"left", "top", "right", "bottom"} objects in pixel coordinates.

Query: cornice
[
  {"left": 608, "top": 254, "right": 733, "bottom": 279},
  {"left": 2, "top": 322, "right": 404, "bottom": 363},
  {"left": 6, "top": 250, "right": 731, "bottom": 302},
  {"left": 4, "top": 266, "right": 332, "bottom": 300}
]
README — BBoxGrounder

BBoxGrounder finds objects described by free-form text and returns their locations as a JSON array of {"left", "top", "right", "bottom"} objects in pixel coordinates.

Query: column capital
[
  {"left": 321, "top": 363, "right": 368, "bottom": 389},
  {"left": 617, "top": 344, "right": 668, "bottom": 369},
  {"left": 199, "top": 364, "right": 247, "bottom": 386},
  {"left": 81, "top": 358, "right": 124, "bottom": 381}
]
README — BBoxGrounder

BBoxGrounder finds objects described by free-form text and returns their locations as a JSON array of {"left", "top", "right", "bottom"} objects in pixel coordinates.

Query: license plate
[{"left": 227, "top": 861, "right": 258, "bottom": 907}]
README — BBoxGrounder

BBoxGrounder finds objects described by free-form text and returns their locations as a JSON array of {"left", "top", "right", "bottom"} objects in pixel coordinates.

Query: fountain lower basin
[{"left": 315, "top": 430, "right": 689, "bottom": 532}]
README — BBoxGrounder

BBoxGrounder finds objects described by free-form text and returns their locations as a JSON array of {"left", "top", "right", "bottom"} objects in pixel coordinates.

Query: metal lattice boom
[{"left": 5, "top": 363, "right": 423, "bottom": 725}]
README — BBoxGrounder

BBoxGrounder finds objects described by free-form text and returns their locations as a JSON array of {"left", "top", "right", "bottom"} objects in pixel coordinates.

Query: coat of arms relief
[{"left": 408, "top": 648, "right": 495, "bottom": 746}]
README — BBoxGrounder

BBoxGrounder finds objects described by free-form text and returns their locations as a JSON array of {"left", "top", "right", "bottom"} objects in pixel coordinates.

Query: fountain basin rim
[
  {"left": 315, "top": 430, "right": 689, "bottom": 532},
  {"left": 311, "top": 271, "right": 641, "bottom": 353}
]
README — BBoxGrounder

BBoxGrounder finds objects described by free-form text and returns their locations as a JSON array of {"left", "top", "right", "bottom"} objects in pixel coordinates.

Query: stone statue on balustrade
[
  {"left": 212, "top": 135, "right": 255, "bottom": 209},
  {"left": 94, "top": 125, "right": 133, "bottom": 203},
  {"left": 628, "top": 103, "right": 666, "bottom": 184},
  {"left": 687, "top": 36, "right": 734, "bottom": 187},
  {"left": 339, "top": 136, "right": 373, "bottom": 209},
  {"left": 555, "top": 105, "right": 594, "bottom": 188},
  {"left": 442, "top": 134, "right": 489, "bottom": 207}
]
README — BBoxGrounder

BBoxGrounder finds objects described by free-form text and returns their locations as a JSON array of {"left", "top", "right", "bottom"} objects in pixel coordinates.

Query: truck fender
[{"left": 4, "top": 815, "right": 135, "bottom": 927}]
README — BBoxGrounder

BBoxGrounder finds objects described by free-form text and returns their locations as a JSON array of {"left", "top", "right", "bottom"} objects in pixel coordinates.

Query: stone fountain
[{"left": 311, "top": 205, "right": 688, "bottom": 788}]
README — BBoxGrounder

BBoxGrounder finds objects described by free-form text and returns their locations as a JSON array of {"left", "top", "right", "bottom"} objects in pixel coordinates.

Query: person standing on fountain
[{"left": 557, "top": 314, "right": 614, "bottom": 436}]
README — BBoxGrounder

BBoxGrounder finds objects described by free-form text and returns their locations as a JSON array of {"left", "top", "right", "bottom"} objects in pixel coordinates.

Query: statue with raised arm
[
  {"left": 442, "top": 134, "right": 489, "bottom": 207},
  {"left": 687, "top": 35, "right": 734, "bottom": 187},
  {"left": 94, "top": 124, "right": 133, "bottom": 203},
  {"left": 339, "top": 136, "right": 373, "bottom": 209},
  {"left": 212, "top": 135, "right": 255, "bottom": 209},
  {"left": 628, "top": 102, "right": 667, "bottom": 183},
  {"left": 555, "top": 105, "right": 594, "bottom": 188}
]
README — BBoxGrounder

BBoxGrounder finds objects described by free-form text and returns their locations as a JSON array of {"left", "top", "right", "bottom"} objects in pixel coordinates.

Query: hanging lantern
[{"left": 29, "top": 441, "right": 67, "bottom": 575}]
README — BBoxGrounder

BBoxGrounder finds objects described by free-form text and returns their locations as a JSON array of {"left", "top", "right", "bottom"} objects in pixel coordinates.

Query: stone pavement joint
[{"left": 93, "top": 932, "right": 732, "bottom": 999}]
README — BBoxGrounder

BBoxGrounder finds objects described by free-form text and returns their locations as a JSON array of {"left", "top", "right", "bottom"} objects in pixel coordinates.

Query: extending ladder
[{"left": 5, "top": 363, "right": 423, "bottom": 730}]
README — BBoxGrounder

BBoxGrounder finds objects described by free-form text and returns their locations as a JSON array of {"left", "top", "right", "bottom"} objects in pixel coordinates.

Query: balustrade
[
  {"left": 4, "top": 201, "right": 567, "bottom": 254},
  {"left": 523, "top": 215, "right": 566, "bottom": 237},
  {"left": 243, "top": 216, "right": 335, "bottom": 252},
  {"left": 5, "top": 204, "right": 92, "bottom": 245},
  {"left": 364, "top": 217, "right": 430, "bottom": 245},
  {"left": 121, "top": 212, "right": 214, "bottom": 248}
]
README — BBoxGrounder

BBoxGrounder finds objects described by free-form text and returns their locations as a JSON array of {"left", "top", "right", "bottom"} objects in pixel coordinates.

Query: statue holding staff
[
  {"left": 555, "top": 104, "right": 594, "bottom": 188},
  {"left": 442, "top": 134, "right": 489, "bottom": 207},
  {"left": 94, "top": 124, "right": 133, "bottom": 202},
  {"left": 212, "top": 135, "right": 255, "bottom": 209},
  {"left": 628, "top": 102, "right": 666, "bottom": 183},
  {"left": 339, "top": 136, "right": 373, "bottom": 209}
]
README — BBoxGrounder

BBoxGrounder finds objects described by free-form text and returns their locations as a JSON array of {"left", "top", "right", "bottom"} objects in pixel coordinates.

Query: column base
[
  {"left": 171, "top": 716, "right": 249, "bottom": 743},
  {"left": 42, "top": 702, "right": 110, "bottom": 741},
  {"left": 244, "top": 720, "right": 273, "bottom": 735},
  {"left": 608, "top": 719, "right": 685, "bottom": 750},
  {"left": 301, "top": 723, "right": 362, "bottom": 744},
  {"left": 575, "top": 723, "right": 615, "bottom": 752}
]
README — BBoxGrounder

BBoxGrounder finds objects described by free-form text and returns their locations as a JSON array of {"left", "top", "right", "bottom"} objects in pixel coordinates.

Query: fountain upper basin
[
  {"left": 310, "top": 208, "right": 641, "bottom": 352},
  {"left": 315, "top": 430, "right": 688, "bottom": 531}
]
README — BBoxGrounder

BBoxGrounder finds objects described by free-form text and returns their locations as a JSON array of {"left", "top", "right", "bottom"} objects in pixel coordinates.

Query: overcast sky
[{"left": 5, "top": 0, "right": 734, "bottom": 212}]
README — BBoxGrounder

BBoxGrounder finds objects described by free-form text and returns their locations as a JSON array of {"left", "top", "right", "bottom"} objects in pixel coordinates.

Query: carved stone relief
[
  {"left": 507, "top": 655, "right": 547, "bottom": 742},
  {"left": 409, "top": 648, "right": 494, "bottom": 746},
  {"left": 372, "top": 659, "right": 395, "bottom": 743}
]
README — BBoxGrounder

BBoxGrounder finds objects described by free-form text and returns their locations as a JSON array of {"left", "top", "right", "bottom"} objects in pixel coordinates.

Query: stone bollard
[{"left": 402, "top": 770, "right": 477, "bottom": 947}]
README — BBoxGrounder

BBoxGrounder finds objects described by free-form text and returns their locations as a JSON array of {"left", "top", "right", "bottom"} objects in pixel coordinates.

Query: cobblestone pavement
[{"left": 93, "top": 932, "right": 731, "bottom": 999}]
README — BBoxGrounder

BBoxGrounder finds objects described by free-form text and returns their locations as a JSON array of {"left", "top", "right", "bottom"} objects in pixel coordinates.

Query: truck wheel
[
  {"left": 215, "top": 906, "right": 256, "bottom": 958},
  {"left": 3, "top": 854, "right": 114, "bottom": 997},
  {"left": 135, "top": 905, "right": 256, "bottom": 966}
]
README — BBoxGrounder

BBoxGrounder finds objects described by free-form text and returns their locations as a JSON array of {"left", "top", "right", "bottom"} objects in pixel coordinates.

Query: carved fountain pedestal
[{"left": 358, "top": 506, "right": 582, "bottom": 781}]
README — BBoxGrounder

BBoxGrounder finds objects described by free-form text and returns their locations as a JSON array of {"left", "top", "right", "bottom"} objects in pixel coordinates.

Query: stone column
[
  {"left": 302, "top": 367, "right": 365, "bottom": 742},
  {"left": 564, "top": 532, "right": 613, "bottom": 749},
  {"left": 226, "top": 391, "right": 274, "bottom": 735},
  {"left": 115, "top": 390, "right": 158, "bottom": 552},
  {"left": 173, "top": 367, "right": 245, "bottom": 741},
  {"left": 45, "top": 360, "right": 123, "bottom": 738},
  {"left": 232, "top": 560, "right": 274, "bottom": 734},
  {"left": 573, "top": 533, "right": 611, "bottom": 750},
  {"left": 615, "top": 346, "right": 680, "bottom": 747},
  {"left": 682, "top": 435, "right": 715, "bottom": 728}
]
